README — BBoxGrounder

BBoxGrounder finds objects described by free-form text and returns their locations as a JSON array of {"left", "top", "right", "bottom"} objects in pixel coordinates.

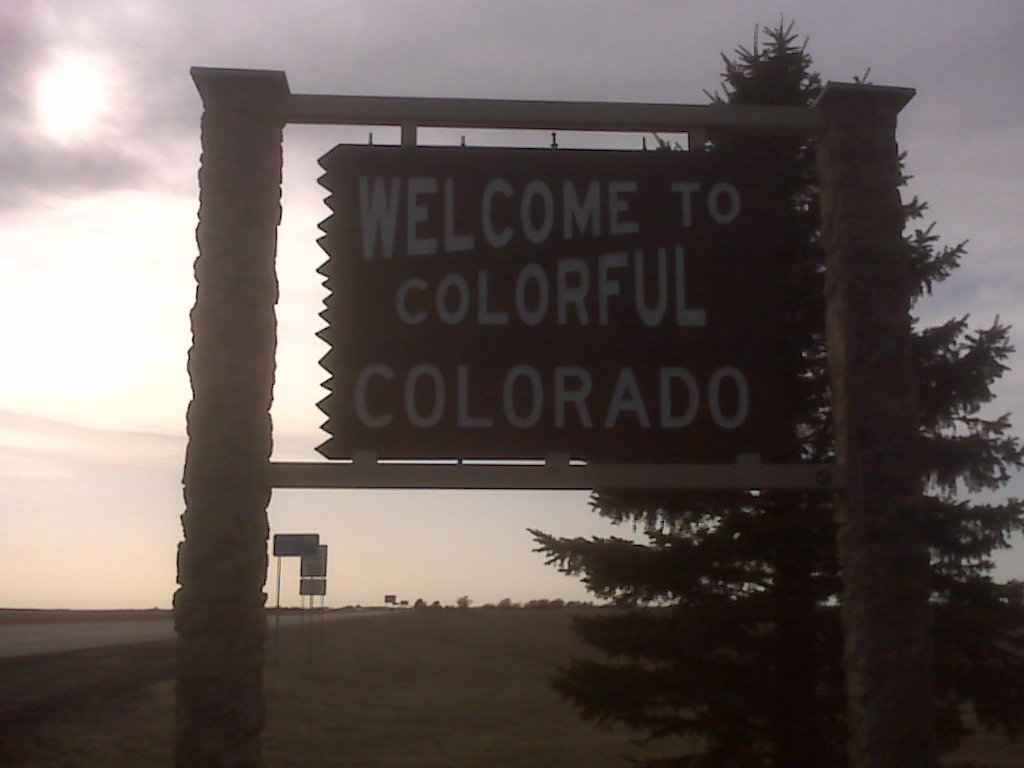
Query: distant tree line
[{"left": 409, "top": 597, "right": 597, "bottom": 610}]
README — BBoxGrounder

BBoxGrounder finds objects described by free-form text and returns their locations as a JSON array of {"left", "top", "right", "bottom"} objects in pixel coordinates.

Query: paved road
[
  {"left": 0, "top": 620, "right": 175, "bottom": 658},
  {"left": 0, "top": 612, "right": 390, "bottom": 659}
]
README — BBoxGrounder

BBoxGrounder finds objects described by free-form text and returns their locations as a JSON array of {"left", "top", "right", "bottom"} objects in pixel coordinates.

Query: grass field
[
  {"left": 1, "top": 608, "right": 1020, "bottom": 767},
  {"left": 2, "top": 608, "right": 691, "bottom": 767}
]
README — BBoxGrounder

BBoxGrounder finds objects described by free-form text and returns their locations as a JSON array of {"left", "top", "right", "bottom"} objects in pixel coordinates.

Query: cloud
[
  {"left": 0, "top": 410, "right": 184, "bottom": 479},
  {"left": 0, "top": 138, "right": 151, "bottom": 210},
  {"left": 0, "top": 2, "right": 195, "bottom": 212},
  {"left": 0, "top": 5, "right": 41, "bottom": 126},
  {"left": 5, "top": 0, "right": 1020, "bottom": 217}
]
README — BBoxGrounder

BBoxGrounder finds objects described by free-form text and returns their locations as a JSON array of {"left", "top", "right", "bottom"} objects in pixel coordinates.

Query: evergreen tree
[{"left": 532, "top": 22, "right": 1024, "bottom": 768}]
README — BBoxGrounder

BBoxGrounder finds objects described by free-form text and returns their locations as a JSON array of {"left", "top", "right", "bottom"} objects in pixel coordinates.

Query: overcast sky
[{"left": 2, "top": 0, "right": 1023, "bottom": 609}]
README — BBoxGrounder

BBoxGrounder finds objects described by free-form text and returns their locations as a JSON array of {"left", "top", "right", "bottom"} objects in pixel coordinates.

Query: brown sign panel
[
  {"left": 300, "top": 544, "right": 329, "bottom": 578},
  {"left": 317, "top": 145, "right": 786, "bottom": 464},
  {"left": 299, "top": 578, "right": 327, "bottom": 596}
]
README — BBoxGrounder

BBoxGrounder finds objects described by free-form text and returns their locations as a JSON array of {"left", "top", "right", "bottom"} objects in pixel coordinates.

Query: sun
[{"left": 34, "top": 51, "right": 111, "bottom": 143}]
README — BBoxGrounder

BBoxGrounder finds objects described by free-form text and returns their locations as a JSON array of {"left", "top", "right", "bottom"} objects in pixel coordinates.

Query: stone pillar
[
  {"left": 176, "top": 68, "right": 288, "bottom": 768},
  {"left": 816, "top": 82, "right": 937, "bottom": 768}
]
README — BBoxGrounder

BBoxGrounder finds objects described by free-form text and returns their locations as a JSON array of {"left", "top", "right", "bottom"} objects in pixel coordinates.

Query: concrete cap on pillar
[
  {"left": 190, "top": 66, "right": 291, "bottom": 113},
  {"left": 813, "top": 81, "right": 916, "bottom": 114}
]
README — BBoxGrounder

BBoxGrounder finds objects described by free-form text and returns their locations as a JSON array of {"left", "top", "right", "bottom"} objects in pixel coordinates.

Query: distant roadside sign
[
  {"left": 299, "top": 578, "right": 326, "bottom": 596},
  {"left": 273, "top": 533, "right": 320, "bottom": 557},
  {"left": 300, "top": 544, "right": 328, "bottom": 578}
]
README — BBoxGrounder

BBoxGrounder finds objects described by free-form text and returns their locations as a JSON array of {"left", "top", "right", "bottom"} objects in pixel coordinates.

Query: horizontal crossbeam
[
  {"left": 190, "top": 68, "right": 822, "bottom": 136},
  {"left": 268, "top": 460, "right": 844, "bottom": 491}
]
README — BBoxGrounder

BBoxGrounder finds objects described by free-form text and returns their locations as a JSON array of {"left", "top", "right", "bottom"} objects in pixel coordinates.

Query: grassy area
[
  {"left": 262, "top": 608, "right": 692, "bottom": 767},
  {"left": 2, "top": 609, "right": 689, "bottom": 767},
  {"left": 2, "top": 608, "right": 1019, "bottom": 766}
]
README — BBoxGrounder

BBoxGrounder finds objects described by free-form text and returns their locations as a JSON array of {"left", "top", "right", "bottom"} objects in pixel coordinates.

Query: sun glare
[
  {"left": 35, "top": 52, "right": 111, "bottom": 143},
  {"left": 0, "top": 191, "right": 196, "bottom": 431}
]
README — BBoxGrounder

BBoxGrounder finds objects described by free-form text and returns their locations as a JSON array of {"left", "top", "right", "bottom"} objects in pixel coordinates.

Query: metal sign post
[
  {"left": 272, "top": 534, "right": 320, "bottom": 609},
  {"left": 269, "top": 534, "right": 322, "bottom": 660}
]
